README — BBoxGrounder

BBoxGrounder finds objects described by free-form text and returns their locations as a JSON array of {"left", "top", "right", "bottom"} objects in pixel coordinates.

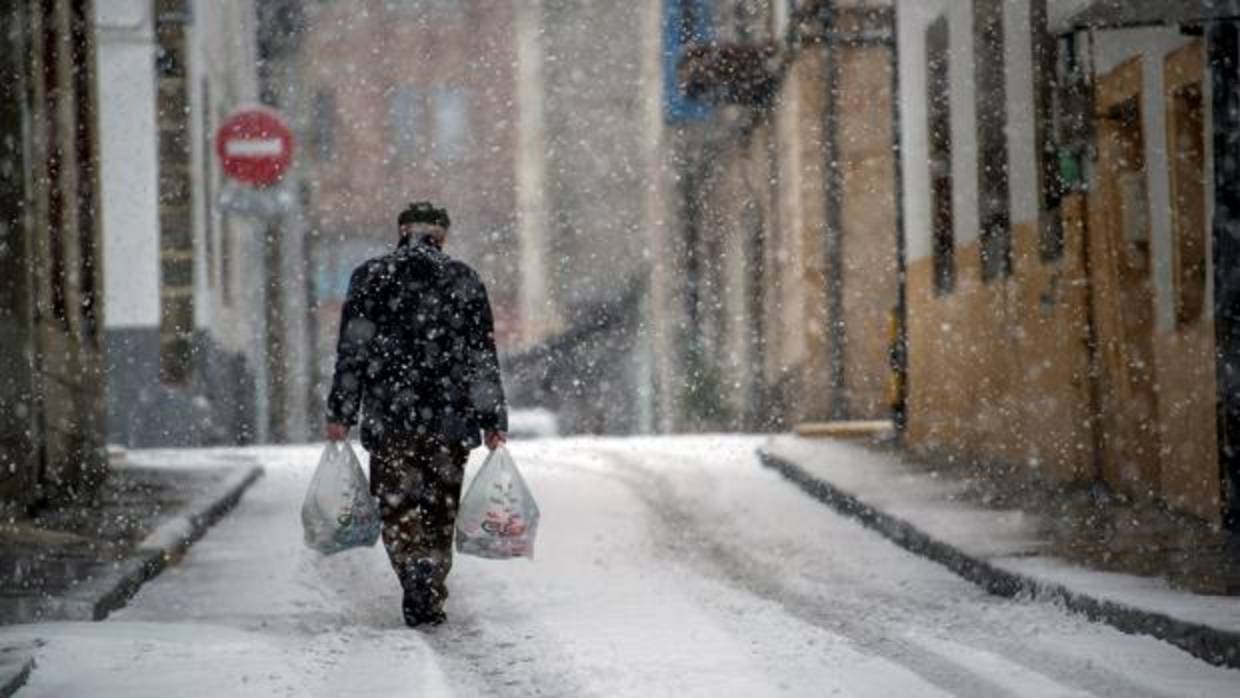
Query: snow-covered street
[{"left": 4, "top": 436, "right": 1238, "bottom": 697}]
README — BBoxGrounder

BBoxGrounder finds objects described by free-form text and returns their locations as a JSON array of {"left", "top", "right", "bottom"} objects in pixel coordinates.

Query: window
[
  {"left": 663, "top": 0, "right": 713, "bottom": 122},
  {"left": 926, "top": 16, "right": 955, "bottom": 294},
  {"left": 1108, "top": 97, "right": 1151, "bottom": 272},
  {"left": 71, "top": 0, "right": 98, "bottom": 342},
  {"left": 432, "top": 87, "right": 470, "bottom": 161},
  {"left": 1168, "top": 81, "right": 1207, "bottom": 327},
  {"left": 974, "top": 0, "right": 1011, "bottom": 281},
  {"left": 389, "top": 85, "right": 421, "bottom": 161},
  {"left": 311, "top": 89, "right": 337, "bottom": 160},
  {"left": 1031, "top": 0, "right": 1065, "bottom": 261}
]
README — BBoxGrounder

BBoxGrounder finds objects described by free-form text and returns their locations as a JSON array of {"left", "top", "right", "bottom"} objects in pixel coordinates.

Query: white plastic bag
[
  {"left": 455, "top": 447, "right": 540, "bottom": 559},
  {"left": 301, "top": 441, "right": 382, "bottom": 555}
]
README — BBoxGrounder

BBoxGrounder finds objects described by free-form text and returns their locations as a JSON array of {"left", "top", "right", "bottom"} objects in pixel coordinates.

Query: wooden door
[{"left": 1088, "top": 59, "right": 1163, "bottom": 497}]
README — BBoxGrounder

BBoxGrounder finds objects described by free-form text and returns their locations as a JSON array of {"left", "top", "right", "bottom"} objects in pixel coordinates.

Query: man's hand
[
  {"left": 326, "top": 422, "right": 349, "bottom": 442},
  {"left": 484, "top": 430, "right": 507, "bottom": 451}
]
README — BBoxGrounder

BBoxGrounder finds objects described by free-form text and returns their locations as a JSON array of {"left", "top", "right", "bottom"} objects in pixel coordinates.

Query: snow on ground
[
  {"left": 4, "top": 436, "right": 1238, "bottom": 697},
  {"left": 766, "top": 435, "right": 1240, "bottom": 635}
]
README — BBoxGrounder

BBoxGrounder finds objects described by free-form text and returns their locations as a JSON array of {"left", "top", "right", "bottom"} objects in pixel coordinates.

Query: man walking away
[{"left": 325, "top": 201, "right": 508, "bottom": 627}]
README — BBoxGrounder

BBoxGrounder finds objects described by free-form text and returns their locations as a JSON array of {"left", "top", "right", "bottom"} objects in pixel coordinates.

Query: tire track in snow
[
  {"left": 423, "top": 614, "right": 591, "bottom": 698},
  {"left": 595, "top": 449, "right": 1005, "bottom": 697},
  {"left": 422, "top": 451, "right": 613, "bottom": 698},
  {"left": 595, "top": 446, "right": 1173, "bottom": 698}
]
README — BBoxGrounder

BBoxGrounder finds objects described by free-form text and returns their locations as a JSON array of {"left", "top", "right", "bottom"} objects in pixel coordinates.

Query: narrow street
[{"left": 4, "top": 437, "right": 1235, "bottom": 697}]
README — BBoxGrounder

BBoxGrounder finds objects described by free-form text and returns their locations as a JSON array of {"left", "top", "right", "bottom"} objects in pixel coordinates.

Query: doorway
[{"left": 1089, "top": 59, "right": 1163, "bottom": 498}]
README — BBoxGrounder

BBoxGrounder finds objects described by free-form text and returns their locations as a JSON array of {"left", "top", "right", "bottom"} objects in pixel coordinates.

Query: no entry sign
[{"left": 215, "top": 107, "right": 294, "bottom": 188}]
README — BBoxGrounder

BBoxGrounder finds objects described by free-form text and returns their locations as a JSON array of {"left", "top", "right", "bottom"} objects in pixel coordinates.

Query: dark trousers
[{"left": 369, "top": 439, "right": 469, "bottom": 607}]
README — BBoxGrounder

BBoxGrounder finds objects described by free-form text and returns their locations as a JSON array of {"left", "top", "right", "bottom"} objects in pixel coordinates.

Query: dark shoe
[
  {"left": 420, "top": 608, "right": 448, "bottom": 627},
  {"left": 402, "top": 592, "right": 446, "bottom": 628},
  {"left": 400, "top": 558, "right": 449, "bottom": 627},
  {"left": 403, "top": 558, "right": 448, "bottom": 600}
]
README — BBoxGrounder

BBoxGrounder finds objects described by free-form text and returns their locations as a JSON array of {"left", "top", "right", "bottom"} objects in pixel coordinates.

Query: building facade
[
  {"left": 664, "top": 0, "right": 1238, "bottom": 527},
  {"left": 505, "top": 0, "right": 672, "bottom": 434},
  {"left": 0, "top": 0, "right": 108, "bottom": 511},
  {"left": 668, "top": 0, "right": 900, "bottom": 432},
  {"left": 96, "top": 0, "right": 310, "bottom": 447},
  {"left": 300, "top": 0, "right": 522, "bottom": 410},
  {"left": 895, "top": 0, "right": 1240, "bottom": 525}
]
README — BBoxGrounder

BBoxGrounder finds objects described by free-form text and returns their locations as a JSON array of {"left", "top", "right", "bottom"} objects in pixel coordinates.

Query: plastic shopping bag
[
  {"left": 455, "top": 447, "right": 540, "bottom": 559},
  {"left": 301, "top": 441, "right": 382, "bottom": 555}
]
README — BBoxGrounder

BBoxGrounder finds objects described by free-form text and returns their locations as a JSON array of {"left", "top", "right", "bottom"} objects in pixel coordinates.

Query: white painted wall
[
  {"left": 1047, "top": 0, "right": 1095, "bottom": 31},
  {"left": 898, "top": 0, "right": 1044, "bottom": 263},
  {"left": 96, "top": 0, "right": 160, "bottom": 329},
  {"left": 899, "top": 0, "right": 972, "bottom": 261},
  {"left": 1004, "top": 1, "right": 1041, "bottom": 227}
]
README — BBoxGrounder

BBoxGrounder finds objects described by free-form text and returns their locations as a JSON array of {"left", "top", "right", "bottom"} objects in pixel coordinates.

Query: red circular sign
[{"left": 215, "top": 107, "right": 294, "bottom": 188}]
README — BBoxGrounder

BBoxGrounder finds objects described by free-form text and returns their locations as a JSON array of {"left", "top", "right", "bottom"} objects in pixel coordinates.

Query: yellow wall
[
  {"left": 906, "top": 195, "right": 1222, "bottom": 522},
  {"left": 753, "top": 42, "right": 901, "bottom": 425},
  {"left": 1153, "top": 319, "right": 1221, "bottom": 520},
  {"left": 907, "top": 199, "right": 1095, "bottom": 484}
]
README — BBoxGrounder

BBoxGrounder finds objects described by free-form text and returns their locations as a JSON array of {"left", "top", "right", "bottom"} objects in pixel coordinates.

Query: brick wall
[{"left": 155, "top": 0, "right": 195, "bottom": 385}]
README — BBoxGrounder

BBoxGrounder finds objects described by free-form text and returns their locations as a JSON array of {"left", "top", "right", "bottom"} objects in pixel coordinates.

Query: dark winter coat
[{"left": 326, "top": 237, "right": 507, "bottom": 451}]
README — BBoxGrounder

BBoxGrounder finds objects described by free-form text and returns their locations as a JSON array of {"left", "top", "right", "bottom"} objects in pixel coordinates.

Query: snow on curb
[
  {"left": 756, "top": 447, "right": 1240, "bottom": 670},
  {"left": 67, "top": 464, "right": 265, "bottom": 622},
  {"left": 0, "top": 643, "right": 35, "bottom": 698}
]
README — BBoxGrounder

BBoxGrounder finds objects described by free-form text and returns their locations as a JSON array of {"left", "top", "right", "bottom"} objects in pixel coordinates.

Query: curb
[
  {"left": 68, "top": 464, "right": 265, "bottom": 621},
  {"left": 757, "top": 448, "right": 1240, "bottom": 670},
  {"left": 0, "top": 654, "right": 33, "bottom": 698}
]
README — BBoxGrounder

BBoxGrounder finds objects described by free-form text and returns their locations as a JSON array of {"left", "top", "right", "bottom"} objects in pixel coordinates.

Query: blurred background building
[
  {"left": 299, "top": 0, "right": 520, "bottom": 380},
  {"left": 503, "top": 0, "right": 672, "bottom": 435},
  {"left": 668, "top": 0, "right": 898, "bottom": 433}
]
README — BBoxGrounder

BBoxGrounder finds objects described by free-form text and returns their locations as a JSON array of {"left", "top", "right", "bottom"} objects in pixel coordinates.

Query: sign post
[{"left": 213, "top": 106, "right": 297, "bottom": 445}]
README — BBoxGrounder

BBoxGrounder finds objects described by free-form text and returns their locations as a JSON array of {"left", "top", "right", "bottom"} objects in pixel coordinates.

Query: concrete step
[{"left": 793, "top": 420, "right": 894, "bottom": 440}]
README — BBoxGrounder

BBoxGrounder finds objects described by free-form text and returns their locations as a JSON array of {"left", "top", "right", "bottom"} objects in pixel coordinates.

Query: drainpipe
[
  {"left": 1035, "top": 5, "right": 1108, "bottom": 486},
  {"left": 820, "top": 0, "right": 848, "bottom": 421},
  {"left": 889, "top": 3, "right": 908, "bottom": 437},
  {"left": 1063, "top": 29, "right": 1108, "bottom": 487}
]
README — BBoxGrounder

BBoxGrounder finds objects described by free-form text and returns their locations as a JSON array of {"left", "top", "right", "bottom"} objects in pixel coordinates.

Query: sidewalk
[
  {"left": 759, "top": 434, "right": 1240, "bottom": 669},
  {"left": 0, "top": 450, "right": 264, "bottom": 693},
  {"left": 0, "top": 451, "right": 263, "bottom": 626},
  {"left": 0, "top": 642, "right": 33, "bottom": 698}
]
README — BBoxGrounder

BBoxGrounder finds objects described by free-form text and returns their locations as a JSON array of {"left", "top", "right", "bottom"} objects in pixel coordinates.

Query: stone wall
[
  {"left": 0, "top": 0, "right": 43, "bottom": 509},
  {"left": 0, "top": 0, "right": 108, "bottom": 510}
]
